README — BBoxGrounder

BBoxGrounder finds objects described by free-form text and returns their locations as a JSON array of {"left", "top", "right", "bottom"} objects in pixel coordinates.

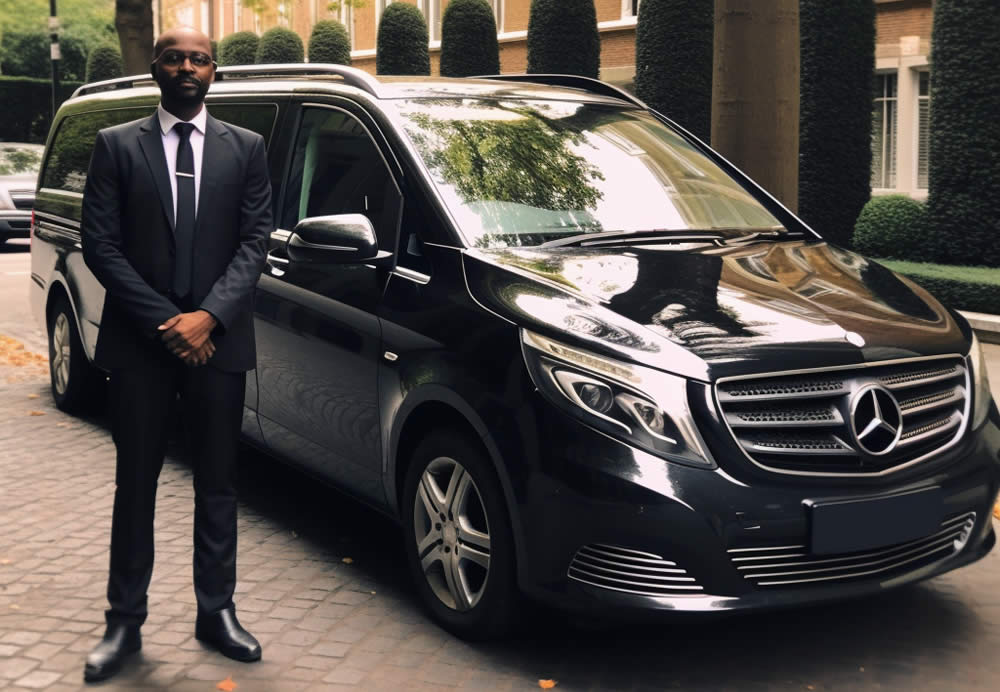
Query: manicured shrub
[
  {"left": 634, "top": 0, "right": 713, "bottom": 142},
  {"left": 85, "top": 44, "right": 124, "bottom": 83},
  {"left": 925, "top": 0, "right": 1000, "bottom": 267},
  {"left": 876, "top": 260, "right": 1000, "bottom": 315},
  {"left": 308, "top": 20, "right": 351, "bottom": 65},
  {"left": 440, "top": 0, "right": 500, "bottom": 78},
  {"left": 218, "top": 31, "right": 260, "bottom": 66},
  {"left": 852, "top": 195, "right": 927, "bottom": 261},
  {"left": 376, "top": 2, "right": 430, "bottom": 76},
  {"left": 256, "top": 27, "right": 305, "bottom": 64},
  {"left": 526, "top": 0, "right": 599, "bottom": 79}
]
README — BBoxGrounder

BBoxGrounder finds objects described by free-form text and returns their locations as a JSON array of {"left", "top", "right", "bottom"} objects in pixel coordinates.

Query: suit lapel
[
  {"left": 194, "top": 114, "right": 229, "bottom": 236},
  {"left": 137, "top": 114, "right": 176, "bottom": 230}
]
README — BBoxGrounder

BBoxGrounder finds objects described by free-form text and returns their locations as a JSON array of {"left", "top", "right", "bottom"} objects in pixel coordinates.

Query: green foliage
[
  {"left": 210, "top": 40, "right": 218, "bottom": 61},
  {"left": 799, "top": 0, "right": 875, "bottom": 248},
  {"left": 376, "top": 2, "right": 430, "bottom": 76},
  {"left": 527, "top": 0, "right": 600, "bottom": 79},
  {"left": 0, "top": 0, "right": 115, "bottom": 44},
  {"left": 308, "top": 19, "right": 351, "bottom": 65},
  {"left": 925, "top": 0, "right": 1000, "bottom": 267},
  {"left": 1, "top": 31, "right": 52, "bottom": 79},
  {"left": 0, "top": 145, "right": 42, "bottom": 176},
  {"left": 876, "top": 259, "right": 1000, "bottom": 314},
  {"left": 0, "top": 76, "right": 82, "bottom": 143},
  {"left": 852, "top": 195, "right": 927, "bottom": 261},
  {"left": 440, "top": 0, "right": 500, "bottom": 78},
  {"left": 256, "top": 27, "right": 305, "bottom": 64},
  {"left": 85, "top": 44, "right": 124, "bottom": 83},
  {"left": 218, "top": 31, "right": 260, "bottom": 66},
  {"left": 634, "top": 0, "right": 712, "bottom": 142}
]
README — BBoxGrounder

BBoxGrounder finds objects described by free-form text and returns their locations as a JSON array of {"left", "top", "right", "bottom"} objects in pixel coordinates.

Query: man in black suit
[{"left": 80, "top": 26, "right": 271, "bottom": 682}]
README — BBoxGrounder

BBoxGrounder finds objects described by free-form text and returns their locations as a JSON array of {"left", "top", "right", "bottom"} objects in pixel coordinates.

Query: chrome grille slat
[
  {"left": 755, "top": 542, "right": 956, "bottom": 586},
  {"left": 568, "top": 544, "right": 702, "bottom": 596},
  {"left": 567, "top": 572, "right": 704, "bottom": 596},
  {"left": 580, "top": 545, "right": 676, "bottom": 565},
  {"left": 899, "top": 387, "right": 963, "bottom": 416},
  {"left": 573, "top": 552, "right": 688, "bottom": 574},
  {"left": 570, "top": 562, "right": 697, "bottom": 582}
]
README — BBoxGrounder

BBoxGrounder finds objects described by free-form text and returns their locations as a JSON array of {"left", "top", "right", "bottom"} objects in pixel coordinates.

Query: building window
[
  {"left": 623, "top": 0, "right": 640, "bottom": 18},
  {"left": 490, "top": 0, "right": 503, "bottom": 33},
  {"left": 376, "top": 0, "right": 393, "bottom": 29},
  {"left": 201, "top": 0, "right": 210, "bottom": 34},
  {"left": 417, "top": 0, "right": 442, "bottom": 43},
  {"left": 872, "top": 72, "right": 897, "bottom": 189},
  {"left": 917, "top": 71, "right": 930, "bottom": 190},
  {"left": 234, "top": 0, "right": 241, "bottom": 32}
]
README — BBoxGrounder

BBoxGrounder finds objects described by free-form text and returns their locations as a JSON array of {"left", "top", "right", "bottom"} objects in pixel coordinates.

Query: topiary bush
[
  {"left": 527, "top": 0, "right": 600, "bottom": 78},
  {"left": 852, "top": 195, "right": 928, "bottom": 260},
  {"left": 376, "top": 2, "right": 430, "bottom": 76},
  {"left": 799, "top": 0, "right": 875, "bottom": 248},
  {"left": 440, "top": 0, "right": 500, "bottom": 78},
  {"left": 634, "top": 0, "right": 713, "bottom": 142},
  {"left": 256, "top": 27, "right": 305, "bottom": 64},
  {"left": 218, "top": 31, "right": 260, "bottom": 66},
  {"left": 925, "top": 0, "right": 1000, "bottom": 267},
  {"left": 85, "top": 44, "right": 124, "bottom": 83},
  {"left": 308, "top": 19, "right": 351, "bottom": 65}
]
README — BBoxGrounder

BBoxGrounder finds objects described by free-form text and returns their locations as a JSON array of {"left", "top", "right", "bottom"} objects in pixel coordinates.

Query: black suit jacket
[{"left": 81, "top": 112, "right": 272, "bottom": 372}]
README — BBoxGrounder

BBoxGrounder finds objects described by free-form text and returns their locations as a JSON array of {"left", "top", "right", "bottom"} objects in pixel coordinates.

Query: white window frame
[
  {"left": 622, "top": 0, "right": 641, "bottom": 18},
  {"left": 375, "top": 0, "right": 394, "bottom": 31},
  {"left": 490, "top": 0, "right": 504, "bottom": 34},
  {"left": 234, "top": 0, "right": 241, "bottom": 32},
  {"left": 340, "top": 2, "right": 356, "bottom": 51},
  {"left": 915, "top": 69, "right": 930, "bottom": 192},
  {"left": 872, "top": 70, "right": 898, "bottom": 191}
]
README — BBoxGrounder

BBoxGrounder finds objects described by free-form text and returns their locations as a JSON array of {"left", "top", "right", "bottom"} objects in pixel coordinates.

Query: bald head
[{"left": 153, "top": 26, "right": 212, "bottom": 61}]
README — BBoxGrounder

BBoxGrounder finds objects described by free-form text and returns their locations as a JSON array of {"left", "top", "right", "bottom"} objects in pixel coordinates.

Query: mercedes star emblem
[{"left": 850, "top": 384, "right": 903, "bottom": 456}]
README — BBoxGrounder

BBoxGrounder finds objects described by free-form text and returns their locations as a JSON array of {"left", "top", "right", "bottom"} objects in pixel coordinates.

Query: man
[{"left": 80, "top": 26, "right": 271, "bottom": 682}]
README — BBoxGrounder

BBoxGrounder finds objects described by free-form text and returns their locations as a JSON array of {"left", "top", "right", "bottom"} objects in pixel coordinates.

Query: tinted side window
[
  {"left": 40, "top": 108, "right": 152, "bottom": 193},
  {"left": 207, "top": 103, "right": 279, "bottom": 149},
  {"left": 280, "top": 107, "right": 401, "bottom": 246}
]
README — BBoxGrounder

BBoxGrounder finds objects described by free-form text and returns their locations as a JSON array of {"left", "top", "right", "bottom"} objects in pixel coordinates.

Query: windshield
[
  {"left": 0, "top": 144, "right": 43, "bottom": 179},
  {"left": 396, "top": 98, "right": 783, "bottom": 249}
]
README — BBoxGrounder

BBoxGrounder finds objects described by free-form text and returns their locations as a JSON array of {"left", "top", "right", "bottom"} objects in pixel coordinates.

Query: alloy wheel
[{"left": 51, "top": 312, "right": 71, "bottom": 396}]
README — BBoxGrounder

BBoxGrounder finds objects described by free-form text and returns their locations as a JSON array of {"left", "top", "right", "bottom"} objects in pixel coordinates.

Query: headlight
[
  {"left": 521, "top": 329, "right": 715, "bottom": 469},
  {"left": 968, "top": 332, "right": 993, "bottom": 429}
]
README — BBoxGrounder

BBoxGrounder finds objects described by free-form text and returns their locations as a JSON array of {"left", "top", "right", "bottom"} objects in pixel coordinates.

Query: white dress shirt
[{"left": 157, "top": 103, "right": 206, "bottom": 221}]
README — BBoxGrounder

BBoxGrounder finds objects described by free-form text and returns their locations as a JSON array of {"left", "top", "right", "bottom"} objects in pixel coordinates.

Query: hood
[{"left": 463, "top": 240, "right": 969, "bottom": 381}]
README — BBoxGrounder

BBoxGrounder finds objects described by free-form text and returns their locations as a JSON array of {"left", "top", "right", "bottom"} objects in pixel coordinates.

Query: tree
[
  {"left": 634, "top": 0, "right": 713, "bottom": 142},
  {"left": 440, "top": 0, "right": 500, "bottom": 78},
  {"left": 376, "top": 2, "right": 430, "bottom": 76},
  {"left": 0, "top": 32, "right": 52, "bottom": 79},
  {"left": 925, "top": 0, "right": 1000, "bottom": 266},
  {"left": 86, "top": 44, "right": 124, "bottom": 83},
  {"left": 219, "top": 31, "right": 260, "bottom": 67},
  {"left": 256, "top": 27, "right": 304, "bottom": 63},
  {"left": 115, "top": 0, "right": 154, "bottom": 76},
  {"left": 799, "top": 0, "right": 874, "bottom": 247},
  {"left": 308, "top": 20, "right": 351, "bottom": 65},
  {"left": 526, "top": 0, "right": 599, "bottom": 79},
  {"left": 712, "top": 0, "right": 800, "bottom": 212}
]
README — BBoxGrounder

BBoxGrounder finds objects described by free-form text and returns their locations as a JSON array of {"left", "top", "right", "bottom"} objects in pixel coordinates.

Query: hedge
[
  {"left": 308, "top": 20, "right": 351, "bottom": 65},
  {"left": 634, "top": 0, "right": 713, "bottom": 142},
  {"left": 218, "top": 31, "right": 259, "bottom": 67},
  {"left": 799, "top": 0, "right": 875, "bottom": 248},
  {"left": 440, "top": 0, "right": 500, "bottom": 78},
  {"left": 0, "top": 76, "right": 83, "bottom": 144},
  {"left": 1, "top": 30, "right": 89, "bottom": 82},
  {"left": 925, "top": 0, "right": 1000, "bottom": 267},
  {"left": 256, "top": 27, "right": 305, "bottom": 64},
  {"left": 526, "top": 0, "right": 600, "bottom": 79},
  {"left": 852, "top": 195, "right": 927, "bottom": 261},
  {"left": 376, "top": 3, "right": 430, "bottom": 76},
  {"left": 85, "top": 44, "right": 124, "bottom": 83},
  {"left": 876, "top": 260, "right": 1000, "bottom": 315}
]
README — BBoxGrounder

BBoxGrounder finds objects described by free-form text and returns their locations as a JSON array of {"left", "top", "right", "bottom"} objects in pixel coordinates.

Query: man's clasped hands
[{"left": 157, "top": 310, "right": 218, "bottom": 367}]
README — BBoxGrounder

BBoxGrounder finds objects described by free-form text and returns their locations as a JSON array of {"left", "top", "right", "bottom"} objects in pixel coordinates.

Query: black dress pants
[{"left": 105, "top": 355, "right": 246, "bottom": 626}]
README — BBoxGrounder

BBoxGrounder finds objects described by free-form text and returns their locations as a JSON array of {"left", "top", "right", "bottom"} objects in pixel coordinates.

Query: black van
[{"left": 30, "top": 65, "right": 1000, "bottom": 638}]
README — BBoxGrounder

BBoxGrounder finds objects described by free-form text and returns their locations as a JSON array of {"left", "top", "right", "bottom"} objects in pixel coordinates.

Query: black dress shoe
[
  {"left": 195, "top": 607, "right": 261, "bottom": 662},
  {"left": 83, "top": 623, "right": 141, "bottom": 682}
]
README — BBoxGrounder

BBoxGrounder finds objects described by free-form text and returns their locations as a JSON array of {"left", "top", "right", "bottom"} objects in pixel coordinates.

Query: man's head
[{"left": 151, "top": 27, "right": 216, "bottom": 107}]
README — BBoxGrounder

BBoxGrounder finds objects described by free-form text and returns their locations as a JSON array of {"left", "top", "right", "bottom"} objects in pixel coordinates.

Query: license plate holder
[{"left": 807, "top": 487, "right": 944, "bottom": 556}]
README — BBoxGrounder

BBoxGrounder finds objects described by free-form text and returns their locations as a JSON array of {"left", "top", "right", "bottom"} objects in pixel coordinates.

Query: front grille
[
  {"left": 9, "top": 190, "right": 34, "bottom": 211},
  {"left": 716, "top": 356, "right": 968, "bottom": 476},
  {"left": 728, "top": 512, "right": 975, "bottom": 587},
  {"left": 567, "top": 544, "right": 702, "bottom": 597}
]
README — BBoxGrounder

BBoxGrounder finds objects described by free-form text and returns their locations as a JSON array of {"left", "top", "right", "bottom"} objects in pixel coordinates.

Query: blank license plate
[{"left": 808, "top": 487, "right": 944, "bottom": 556}]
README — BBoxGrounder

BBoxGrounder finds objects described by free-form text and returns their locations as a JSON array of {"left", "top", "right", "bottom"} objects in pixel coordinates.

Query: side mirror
[{"left": 286, "top": 214, "right": 392, "bottom": 265}]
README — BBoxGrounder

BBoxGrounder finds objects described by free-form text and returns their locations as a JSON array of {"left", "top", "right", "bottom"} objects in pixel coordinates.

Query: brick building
[{"left": 155, "top": 0, "right": 932, "bottom": 200}]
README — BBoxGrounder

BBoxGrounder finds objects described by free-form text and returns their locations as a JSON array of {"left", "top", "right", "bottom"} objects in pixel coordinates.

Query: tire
[
  {"left": 402, "top": 429, "right": 520, "bottom": 640},
  {"left": 47, "top": 296, "right": 105, "bottom": 414}
]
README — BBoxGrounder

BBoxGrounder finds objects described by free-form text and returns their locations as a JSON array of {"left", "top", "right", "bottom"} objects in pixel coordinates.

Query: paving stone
[{"left": 11, "top": 669, "right": 63, "bottom": 689}]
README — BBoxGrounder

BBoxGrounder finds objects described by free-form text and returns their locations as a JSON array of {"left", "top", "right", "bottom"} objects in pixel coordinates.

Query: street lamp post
[{"left": 49, "top": 0, "right": 60, "bottom": 119}]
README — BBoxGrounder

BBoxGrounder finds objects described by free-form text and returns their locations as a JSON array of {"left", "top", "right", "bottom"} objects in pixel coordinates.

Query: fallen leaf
[
  {"left": 807, "top": 686, "right": 815, "bottom": 691},
  {"left": 217, "top": 676, "right": 238, "bottom": 692},
  {"left": 9, "top": 604, "right": 19, "bottom": 610},
  {"left": 993, "top": 502, "right": 999, "bottom": 520},
  {"left": 28, "top": 411, "right": 45, "bottom": 416},
  {"left": 27, "top": 393, "right": 39, "bottom": 399},
  {"left": 539, "top": 680, "right": 557, "bottom": 689},
  {"left": 342, "top": 557, "right": 353, "bottom": 564},
  {"left": 859, "top": 667, "right": 865, "bottom": 672},
  {"left": 0, "top": 559, "right": 9, "bottom": 565}
]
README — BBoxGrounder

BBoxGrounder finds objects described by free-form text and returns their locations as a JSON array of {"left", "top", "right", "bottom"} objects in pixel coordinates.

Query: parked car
[
  {"left": 0, "top": 142, "right": 43, "bottom": 246},
  {"left": 30, "top": 65, "right": 1000, "bottom": 639}
]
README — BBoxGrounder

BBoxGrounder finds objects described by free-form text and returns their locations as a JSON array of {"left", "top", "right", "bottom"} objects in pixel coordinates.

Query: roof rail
[
  {"left": 471, "top": 73, "right": 648, "bottom": 110},
  {"left": 72, "top": 63, "right": 381, "bottom": 100}
]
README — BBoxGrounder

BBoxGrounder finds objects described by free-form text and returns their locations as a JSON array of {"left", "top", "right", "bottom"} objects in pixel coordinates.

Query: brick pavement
[{"left": 2, "top": 335, "right": 1000, "bottom": 691}]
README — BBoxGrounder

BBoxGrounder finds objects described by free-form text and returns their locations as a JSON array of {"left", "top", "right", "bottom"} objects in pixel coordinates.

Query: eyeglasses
[{"left": 155, "top": 50, "right": 214, "bottom": 68}]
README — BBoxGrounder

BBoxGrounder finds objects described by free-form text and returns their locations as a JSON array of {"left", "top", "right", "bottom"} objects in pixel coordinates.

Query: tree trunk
[
  {"left": 116, "top": 0, "right": 155, "bottom": 77},
  {"left": 712, "top": 0, "right": 799, "bottom": 212}
]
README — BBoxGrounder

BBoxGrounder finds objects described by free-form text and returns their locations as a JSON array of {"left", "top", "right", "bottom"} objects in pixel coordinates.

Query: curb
[{"left": 960, "top": 311, "right": 1000, "bottom": 345}]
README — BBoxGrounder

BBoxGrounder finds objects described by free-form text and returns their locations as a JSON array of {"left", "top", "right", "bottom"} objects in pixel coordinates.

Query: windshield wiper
[{"left": 538, "top": 228, "right": 727, "bottom": 249}]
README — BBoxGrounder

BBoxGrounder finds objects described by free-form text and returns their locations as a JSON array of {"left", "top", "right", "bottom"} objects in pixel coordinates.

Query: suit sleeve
[
  {"left": 198, "top": 133, "right": 271, "bottom": 332},
  {"left": 81, "top": 130, "right": 180, "bottom": 334}
]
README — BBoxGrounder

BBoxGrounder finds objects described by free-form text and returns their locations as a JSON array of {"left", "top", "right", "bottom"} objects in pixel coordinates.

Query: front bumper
[{"left": 511, "top": 393, "right": 1000, "bottom": 617}]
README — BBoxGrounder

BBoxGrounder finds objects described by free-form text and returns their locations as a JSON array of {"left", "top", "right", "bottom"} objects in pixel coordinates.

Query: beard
[{"left": 158, "top": 73, "right": 211, "bottom": 104}]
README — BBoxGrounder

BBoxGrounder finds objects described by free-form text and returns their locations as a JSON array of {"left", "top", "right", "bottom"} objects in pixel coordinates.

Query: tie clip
[{"left": 175, "top": 172, "right": 194, "bottom": 178}]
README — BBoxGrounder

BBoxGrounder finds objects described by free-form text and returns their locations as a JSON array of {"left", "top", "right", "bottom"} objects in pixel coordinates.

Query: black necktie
[{"left": 172, "top": 122, "right": 196, "bottom": 298}]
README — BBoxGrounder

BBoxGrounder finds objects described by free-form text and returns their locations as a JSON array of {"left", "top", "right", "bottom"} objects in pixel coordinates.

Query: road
[{"left": 2, "top": 243, "right": 999, "bottom": 691}]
